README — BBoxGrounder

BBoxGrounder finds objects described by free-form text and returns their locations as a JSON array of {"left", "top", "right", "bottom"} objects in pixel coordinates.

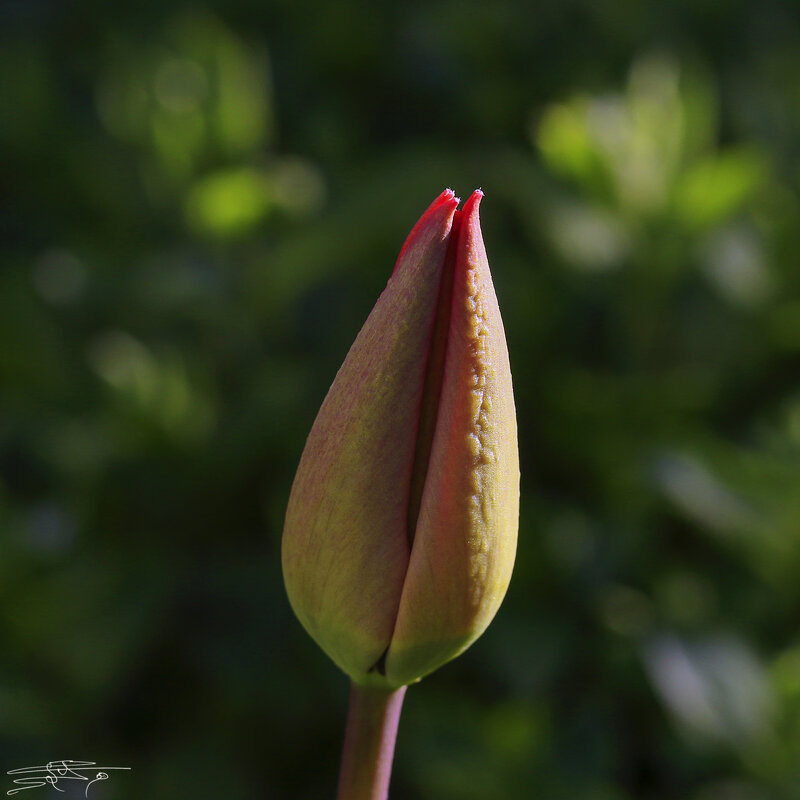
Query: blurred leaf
[
  {"left": 185, "top": 167, "right": 276, "bottom": 237},
  {"left": 536, "top": 100, "right": 603, "bottom": 186},
  {"left": 674, "top": 148, "right": 766, "bottom": 230}
]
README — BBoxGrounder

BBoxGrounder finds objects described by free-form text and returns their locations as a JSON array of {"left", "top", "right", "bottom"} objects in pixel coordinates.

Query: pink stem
[{"left": 336, "top": 681, "right": 407, "bottom": 800}]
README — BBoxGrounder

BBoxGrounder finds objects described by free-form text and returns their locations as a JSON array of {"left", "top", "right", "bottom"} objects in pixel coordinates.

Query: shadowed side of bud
[{"left": 282, "top": 190, "right": 460, "bottom": 684}]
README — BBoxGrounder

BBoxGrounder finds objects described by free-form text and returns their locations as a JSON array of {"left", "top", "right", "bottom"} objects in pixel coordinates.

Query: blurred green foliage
[{"left": 2, "top": 1, "right": 800, "bottom": 798}]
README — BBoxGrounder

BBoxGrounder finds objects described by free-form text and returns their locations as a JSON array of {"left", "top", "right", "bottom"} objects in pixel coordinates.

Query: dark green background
[{"left": 3, "top": 1, "right": 800, "bottom": 798}]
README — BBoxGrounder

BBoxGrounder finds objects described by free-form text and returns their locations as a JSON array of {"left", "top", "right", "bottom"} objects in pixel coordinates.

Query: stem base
[{"left": 336, "top": 681, "right": 407, "bottom": 800}]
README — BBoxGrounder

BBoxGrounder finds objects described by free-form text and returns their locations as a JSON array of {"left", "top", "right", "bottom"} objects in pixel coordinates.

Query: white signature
[{"left": 6, "top": 761, "right": 130, "bottom": 797}]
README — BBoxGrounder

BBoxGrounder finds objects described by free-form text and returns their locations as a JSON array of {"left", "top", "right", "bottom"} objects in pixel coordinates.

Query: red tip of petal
[
  {"left": 453, "top": 190, "right": 484, "bottom": 253},
  {"left": 461, "top": 189, "right": 484, "bottom": 215},
  {"left": 394, "top": 189, "right": 460, "bottom": 273},
  {"left": 431, "top": 187, "right": 460, "bottom": 210}
]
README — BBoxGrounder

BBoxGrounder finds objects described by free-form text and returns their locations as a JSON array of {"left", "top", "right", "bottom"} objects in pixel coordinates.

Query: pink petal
[{"left": 283, "top": 191, "right": 459, "bottom": 681}]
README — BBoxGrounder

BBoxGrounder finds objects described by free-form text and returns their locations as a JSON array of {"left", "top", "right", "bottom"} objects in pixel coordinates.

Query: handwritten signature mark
[{"left": 6, "top": 761, "right": 130, "bottom": 797}]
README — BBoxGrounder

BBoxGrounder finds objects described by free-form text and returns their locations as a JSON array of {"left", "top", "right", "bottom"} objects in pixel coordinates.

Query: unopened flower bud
[{"left": 283, "top": 189, "right": 519, "bottom": 688}]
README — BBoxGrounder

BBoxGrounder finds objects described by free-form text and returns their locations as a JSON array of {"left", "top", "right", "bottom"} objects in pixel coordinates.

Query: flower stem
[{"left": 336, "top": 681, "right": 407, "bottom": 800}]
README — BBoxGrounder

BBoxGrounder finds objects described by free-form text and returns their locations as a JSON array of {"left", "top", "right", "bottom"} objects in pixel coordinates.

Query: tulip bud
[{"left": 283, "top": 189, "right": 519, "bottom": 688}]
